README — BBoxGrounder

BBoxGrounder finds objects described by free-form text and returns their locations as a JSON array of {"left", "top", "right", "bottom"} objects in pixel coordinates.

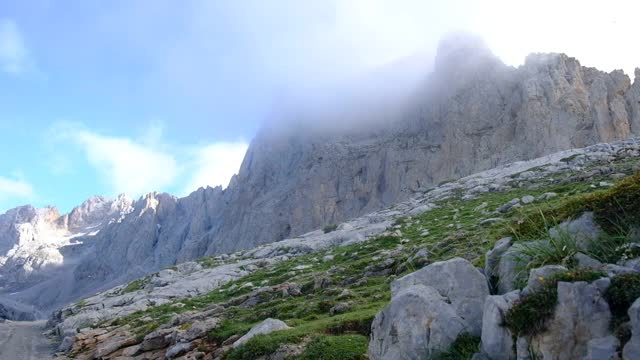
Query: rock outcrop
[
  {"left": 0, "top": 195, "right": 133, "bottom": 318},
  {"left": 369, "top": 258, "right": 489, "bottom": 359}
]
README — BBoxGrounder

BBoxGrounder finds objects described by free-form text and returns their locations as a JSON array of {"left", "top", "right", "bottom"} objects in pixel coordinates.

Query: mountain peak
[{"left": 433, "top": 32, "right": 497, "bottom": 72}]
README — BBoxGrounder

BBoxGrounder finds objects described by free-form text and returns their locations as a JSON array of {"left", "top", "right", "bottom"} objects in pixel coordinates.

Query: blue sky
[{"left": 0, "top": 0, "right": 638, "bottom": 214}]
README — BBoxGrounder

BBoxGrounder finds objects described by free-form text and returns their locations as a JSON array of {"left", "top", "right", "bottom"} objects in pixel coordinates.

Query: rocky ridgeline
[
  {"left": 49, "top": 138, "right": 640, "bottom": 359},
  {"left": 0, "top": 195, "right": 134, "bottom": 318}
]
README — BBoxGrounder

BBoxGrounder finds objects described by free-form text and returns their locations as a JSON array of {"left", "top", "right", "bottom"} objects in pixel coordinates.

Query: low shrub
[
  {"left": 225, "top": 331, "right": 304, "bottom": 360},
  {"left": 604, "top": 273, "right": 640, "bottom": 319},
  {"left": 323, "top": 224, "right": 338, "bottom": 233}
]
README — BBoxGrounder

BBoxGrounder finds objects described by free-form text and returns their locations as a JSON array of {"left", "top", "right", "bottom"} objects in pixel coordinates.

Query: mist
[{"left": 134, "top": 0, "right": 638, "bottom": 137}]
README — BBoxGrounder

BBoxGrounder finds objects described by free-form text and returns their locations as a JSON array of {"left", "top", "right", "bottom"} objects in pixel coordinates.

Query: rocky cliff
[
  {"left": 0, "top": 195, "right": 133, "bottom": 317},
  {"left": 2, "top": 34, "right": 639, "bottom": 318},
  {"left": 84, "top": 34, "right": 640, "bottom": 280},
  {"left": 49, "top": 138, "right": 640, "bottom": 360}
]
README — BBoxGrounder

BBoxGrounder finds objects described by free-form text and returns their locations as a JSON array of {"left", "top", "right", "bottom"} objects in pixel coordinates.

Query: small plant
[
  {"left": 323, "top": 224, "right": 338, "bottom": 233},
  {"left": 432, "top": 333, "right": 480, "bottom": 360},
  {"left": 604, "top": 273, "right": 640, "bottom": 319},
  {"left": 121, "top": 278, "right": 146, "bottom": 294},
  {"left": 586, "top": 231, "right": 640, "bottom": 264},
  {"left": 504, "top": 281, "right": 557, "bottom": 336}
]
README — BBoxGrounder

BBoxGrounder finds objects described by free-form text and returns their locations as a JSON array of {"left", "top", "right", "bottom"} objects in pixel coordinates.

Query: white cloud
[
  {"left": 70, "top": 128, "right": 179, "bottom": 198},
  {"left": 53, "top": 123, "right": 248, "bottom": 198},
  {"left": 0, "top": 19, "right": 31, "bottom": 75},
  {"left": 181, "top": 141, "right": 248, "bottom": 195},
  {"left": 0, "top": 176, "right": 34, "bottom": 201}
]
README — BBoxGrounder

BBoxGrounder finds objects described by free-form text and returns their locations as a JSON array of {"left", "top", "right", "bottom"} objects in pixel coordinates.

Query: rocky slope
[
  {"left": 79, "top": 34, "right": 640, "bottom": 294},
  {"left": 0, "top": 195, "right": 133, "bottom": 318},
  {"left": 48, "top": 137, "right": 640, "bottom": 360},
  {"left": 2, "top": 34, "right": 640, "bottom": 323}
]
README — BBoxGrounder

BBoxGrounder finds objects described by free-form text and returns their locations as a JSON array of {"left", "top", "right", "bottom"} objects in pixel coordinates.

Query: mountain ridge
[{"left": 1, "top": 34, "right": 639, "bottom": 320}]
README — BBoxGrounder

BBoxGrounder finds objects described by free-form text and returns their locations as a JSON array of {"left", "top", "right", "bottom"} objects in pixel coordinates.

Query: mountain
[
  {"left": 49, "top": 137, "right": 640, "bottom": 360},
  {"left": 81, "top": 34, "right": 640, "bottom": 282},
  {"left": 0, "top": 195, "right": 133, "bottom": 317},
  {"left": 1, "top": 33, "right": 639, "bottom": 320}
]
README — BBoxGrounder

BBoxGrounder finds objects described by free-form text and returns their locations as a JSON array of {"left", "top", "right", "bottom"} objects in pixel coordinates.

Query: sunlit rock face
[
  {"left": 196, "top": 34, "right": 640, "bottom": 257},
  {"left": 0, "top": 195, "right": 133, "bottom": 316}
]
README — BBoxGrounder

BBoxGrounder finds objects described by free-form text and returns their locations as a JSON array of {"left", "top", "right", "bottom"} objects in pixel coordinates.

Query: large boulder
[
  {"left": 481, "top": 291, "right": 521, "bottom": 360},
  {"left": 583, "top": 335, "right": 619, "bottom": 360},
  {"left": 368, "top": 285, "right": 468, "bottom": 360},
  {"left": 369, "top": 258, "right": 489, "bottom": 360},
  {"left": 549, "top": 212, "right": 602, "bottom": 251},
  {"left": 623, "top": 298, "right": 640, "bottom": 360},
  {"left": 391, "top": 257, "right": 489, "bottom": 334},
  {"left": 529, "top": 281, "right": 612, "bottom": 359}
]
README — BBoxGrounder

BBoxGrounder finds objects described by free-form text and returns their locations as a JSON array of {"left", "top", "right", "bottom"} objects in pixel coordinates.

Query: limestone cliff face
[
  {"left": 199, "top": 37, "right": 640, "bottom": 258},
  {"left": 75, "top": 36, "right": 640, "bottom": 289}
]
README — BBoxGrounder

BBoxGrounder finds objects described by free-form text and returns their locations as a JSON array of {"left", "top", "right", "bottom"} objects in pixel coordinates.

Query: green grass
[
  {"left": 121, "top": 278, "right": 146, "bottom": 294},
  {"left": 75, "top": 155, "right": 640, "bottom": 359},
  {"left": 297, "top": 335, "right": 368, "bottom": 360}
]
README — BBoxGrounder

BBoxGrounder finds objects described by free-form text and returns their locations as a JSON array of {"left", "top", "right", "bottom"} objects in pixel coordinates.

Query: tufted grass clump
[
  {"left": 505, "top": 269, "right": 605, "bottom": 336},
  {"left": 121, "top": 278, "right": 146, "bottom": 294},
  {"left": 297, "top": 335, "right": 368, "bottom": 360},
  {"left": 224, "top": 330, "right": 305, "bottom": 360},
  {"left": 509, "top": 172, "right": 640, "bottom": 240},
  {"left": 432, "top": 333, "right": 480, "bottom": 360},
  {"left": 604, "top": 273, "right": 640, "bottom": 319},
  {"left": 323, "top": 224, "right": 338, "bottom": 233}
]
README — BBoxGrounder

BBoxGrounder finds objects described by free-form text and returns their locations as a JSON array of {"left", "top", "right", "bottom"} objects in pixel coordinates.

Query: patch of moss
[
  {"left": 432, "top": 333, "right": 480, "bottom": 360},
  {"left": 121, "top": 278, "right": 146, "bottom": 294},
  {"left": 323, "top": 224, "right": 338, "bottom": 233},
  {"left": 559, "top": 153, "right": 582, "bottom": 163},
  {"left": 297, "top": 335, "right": 368, "bottom": 360}
]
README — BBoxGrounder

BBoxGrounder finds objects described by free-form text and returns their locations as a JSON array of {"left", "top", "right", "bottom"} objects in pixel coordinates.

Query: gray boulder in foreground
[
  {"left": 368, "top": 285, "right": 467, "bottom": 360},
  {"left": 481, "top": 291, "right": 521, "bottom": 360},
  {"left": 370, "top": 257, "right": 489, "bottom": 359},
  {"left": 529, "top": 281, "right": 611, "bottom": 360},
  {"left": 624, "top": 298, "right": 640, "bottom": 360},
  {"left": 391, "top": 257, "right": 489, "bottom": 334}
]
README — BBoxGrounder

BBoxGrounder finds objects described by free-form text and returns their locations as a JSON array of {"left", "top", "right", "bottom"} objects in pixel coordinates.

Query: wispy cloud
[
  {"left": 51, "top": 122, "right": 248, "bottom": 198},
  {"left": 0, "top": 18, "right": 31, "bottom": 75},
  {"left": 181, "top": 141, "right": 248, "bottom": 195},
  {"left": 54, "top": 123, "right": 178, "bottom": 197},
  {"left": 0, "top": 175, "right": 34, "bottom": 203}
]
